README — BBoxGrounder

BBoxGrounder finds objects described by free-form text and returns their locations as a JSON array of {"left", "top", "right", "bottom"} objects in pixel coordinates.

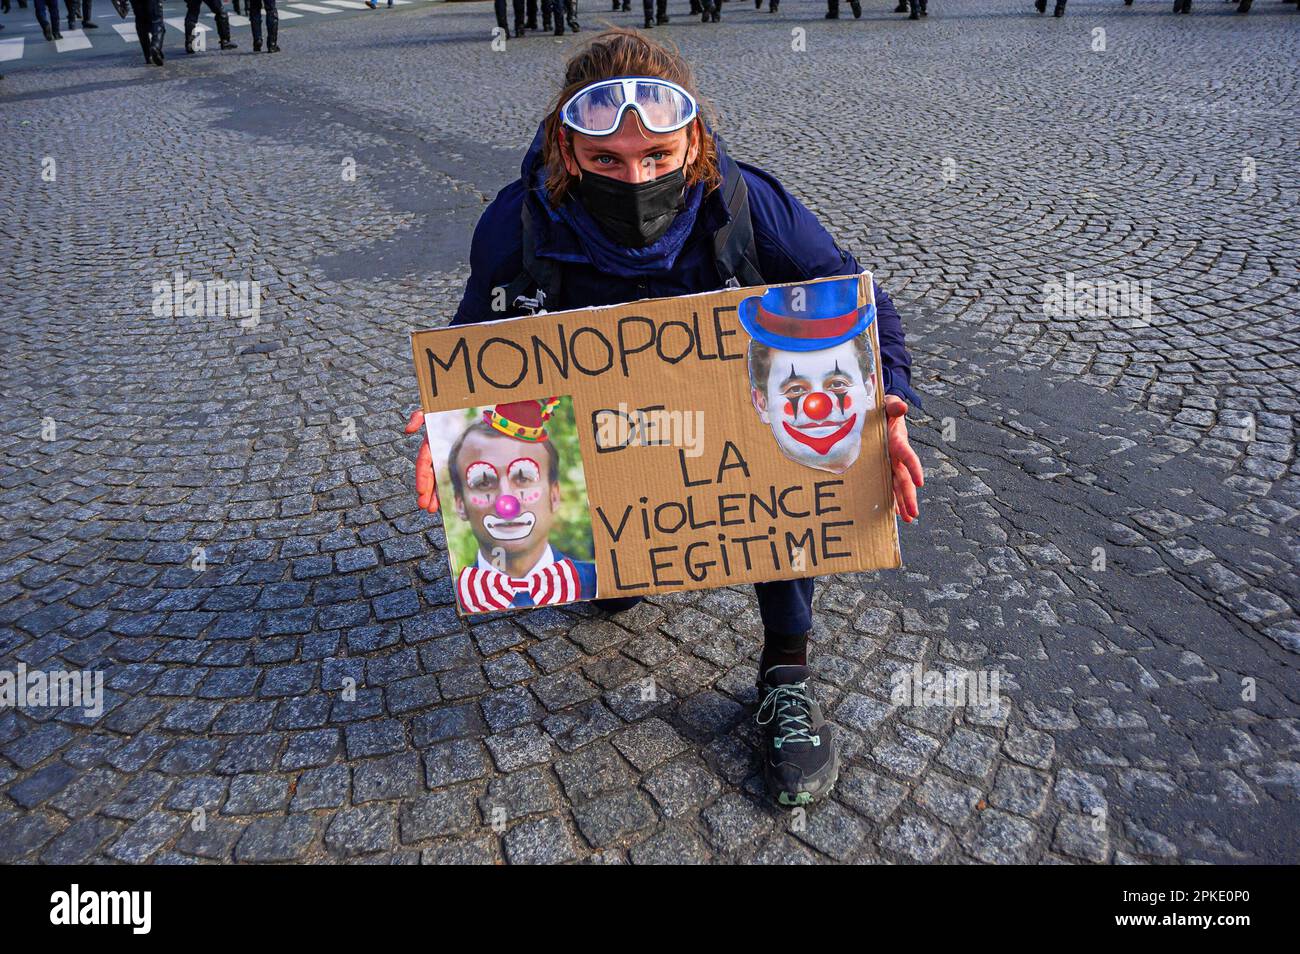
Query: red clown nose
[{"left": 803, "top": 392, "right": 833, "bottom": 421}]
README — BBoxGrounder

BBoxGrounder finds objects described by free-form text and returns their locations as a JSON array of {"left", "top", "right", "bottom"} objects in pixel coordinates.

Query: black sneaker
[{"left": 756, "top": 665, "right": 838, "bottom": 807}]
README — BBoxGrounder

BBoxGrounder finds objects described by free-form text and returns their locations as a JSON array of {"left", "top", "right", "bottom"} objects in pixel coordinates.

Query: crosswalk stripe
[
  {"left": 1, "top": 0, "right": 431, "bottom": 64},
  {"left": 55, "top": 29, "right": 93, "bottom": 53}
]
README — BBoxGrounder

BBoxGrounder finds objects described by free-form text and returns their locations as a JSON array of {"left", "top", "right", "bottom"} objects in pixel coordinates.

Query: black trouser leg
[
  {"left": 149, "top": 0, "right": 164, "bottom": 48},
  {"left": 129, "top": 0, "right": 150, "bottom": 54},
  {"left": 493, "top": 0, "right": 507, "bottom": 27},
  {"left": 183, "top": 0, "right": 200, "bottom": 45},
  {"left": 202, "top": 0, "right": 230, "bottom": 41},
  {"left": 512, "top": 0, "right": 525, "bottom": 30},
  {"left": 264, "top": 0, "right": 276, "bottom": 43},
  {"left": 248, "top": 0, "right": 262, "bottom": 43},
  {"left": 755, "top": 578, "right": 815, "bottom": 644},
  {"left": 33, "top": 0, "right": 59, "bottom": 28},
  {"left": 757, "top": 577, "right": 814, "bottom": 673}
]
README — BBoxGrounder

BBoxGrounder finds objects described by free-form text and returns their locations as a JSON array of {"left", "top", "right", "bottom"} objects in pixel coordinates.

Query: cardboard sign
[{"left": 411, "top": 272, "right": 901, "bottom": 617}]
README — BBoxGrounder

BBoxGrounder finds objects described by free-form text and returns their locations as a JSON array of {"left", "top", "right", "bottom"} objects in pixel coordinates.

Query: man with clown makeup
[
  {"left": 446, "top": 400, "right": 598, "bottom": 615},
  {"left": 741, "top": 279, "right": 879, "bottom": 476}
]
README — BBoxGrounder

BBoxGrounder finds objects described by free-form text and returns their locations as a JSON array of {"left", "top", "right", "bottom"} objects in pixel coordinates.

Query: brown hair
[
  {"left": 541, "top": 28, "right": 723, "bottom": 208},
  {"left": 747, "top": 336, "right": 877, "bottom": 392}
]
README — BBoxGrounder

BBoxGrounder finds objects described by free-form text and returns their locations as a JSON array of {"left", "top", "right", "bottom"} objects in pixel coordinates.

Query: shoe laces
[{"left": 756, "top": 681, "right": 820, "bottom": 750}]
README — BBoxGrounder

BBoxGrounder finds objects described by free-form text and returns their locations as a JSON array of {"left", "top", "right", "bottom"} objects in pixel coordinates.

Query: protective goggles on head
[{"left": 559, "top": 77, "right": 699, "bottom": 137}]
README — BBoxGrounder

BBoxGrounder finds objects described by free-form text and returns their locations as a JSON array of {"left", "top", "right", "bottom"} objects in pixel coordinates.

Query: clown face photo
[
  {"left": 739, "top": 278, "right": 879, "bottom": 475},
  {"left": 423, "top": 396, "right": 598, "bottom": 615},
  {"left": 452, "top": 429, "right": 560, "bottom": 553},
  {"left": 749, "top": 336, "right": 877, "bottom": 474}
]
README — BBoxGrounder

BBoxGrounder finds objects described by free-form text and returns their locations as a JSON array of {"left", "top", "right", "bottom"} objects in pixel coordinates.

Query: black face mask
[{"left": 573, "top": 166, "right": 687, "bottom": 249}]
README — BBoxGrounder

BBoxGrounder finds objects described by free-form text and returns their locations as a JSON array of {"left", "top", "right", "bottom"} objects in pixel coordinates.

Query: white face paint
[
  {"left": 753, "top": 338, "right": 874, "bottom": 474},
  {"left": 482, "top": 511, "right": 537, "bottom": 541}
]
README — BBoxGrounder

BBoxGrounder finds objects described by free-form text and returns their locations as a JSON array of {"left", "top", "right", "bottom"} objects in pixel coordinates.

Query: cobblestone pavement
[{"left": 1, "top": 0, "right": 1297, "bottom": 864}]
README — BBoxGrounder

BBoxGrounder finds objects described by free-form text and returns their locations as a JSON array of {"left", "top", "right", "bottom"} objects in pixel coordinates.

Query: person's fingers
[
  {"left": 893, "top": 459, "right": 919, "bottom": 522},
  {"left": 404, "top": 409, "right": 425, "bottom": 434},
  {"left": 415, "top": 439, "right": 439, "bottom": 513},
  {"left": 897, "top": 439, "right": 925, "bottom": 489},
  {"left": 882, "top": 397, "right": 925, "bottom": 490}
]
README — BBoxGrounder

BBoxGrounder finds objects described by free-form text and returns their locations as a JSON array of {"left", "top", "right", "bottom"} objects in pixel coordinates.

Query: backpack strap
[
  {"left": 505, "top": 198, "right": 563, "bottom": 315},
  {"left": 711, "top": 146, "right": 766, "bottom": 289}
]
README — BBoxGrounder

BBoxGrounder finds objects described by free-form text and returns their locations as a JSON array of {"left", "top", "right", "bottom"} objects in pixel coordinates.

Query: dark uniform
[
  {"left": 33, "top": 0, "right": 63, "bottom": 38},
  {"left": 184, "top": 0, "right": 236, "bottom": 51},
  {"left": 544, "top": 0, "right": 577, "bottom": 34},
  {"left": 125, "top": 0, "right": 164, "bottom": 64},
  {"left": 609, "top": 0, "right": 629, "bottom": 10},
  {"left": 248, "top": 0, "right": 278, "bottom": 51},
  {"left": 525, "top": 0, "right": 549, "bottom": 29},
  {"left": 825, "top": 0, "right": 861, "bottom": 17},
  {"left": 493, "top": 0, "right": 525, "bottom": 35},
  {"left": 641, "top": 0, "right": 666, "bottom": 27},
  {"left": 63, "top": 0, "right": 96, "bottom": 29},
  {"left": 1033, "top": 0, "right": 1065, "bottom": 15}
]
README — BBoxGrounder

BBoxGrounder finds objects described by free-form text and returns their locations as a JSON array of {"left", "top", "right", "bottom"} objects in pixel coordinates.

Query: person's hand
[
  {"left": 883, "top": 395, "right": 923, "bottom": 524},
  {"left": 405, "top": 410, "right": 440, "bottom": 514}
]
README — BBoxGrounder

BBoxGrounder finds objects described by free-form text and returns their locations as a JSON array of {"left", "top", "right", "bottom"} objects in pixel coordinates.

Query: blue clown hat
[{"left": 737, "top": 278, "right": 875, "bottom": 353}]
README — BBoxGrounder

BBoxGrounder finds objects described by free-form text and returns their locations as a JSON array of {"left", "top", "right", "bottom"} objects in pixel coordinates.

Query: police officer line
[{"left": 0, "top": 0, "right": 424, "bottom": 61}]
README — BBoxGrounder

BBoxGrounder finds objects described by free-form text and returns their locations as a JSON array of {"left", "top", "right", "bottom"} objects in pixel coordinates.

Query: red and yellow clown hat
[{"left": 484, "top": 397, "right": 561, "bottom": 442}]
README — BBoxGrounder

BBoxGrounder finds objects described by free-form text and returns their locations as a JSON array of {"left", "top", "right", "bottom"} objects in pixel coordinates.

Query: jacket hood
[{"left": 519, "top": 119, "right": 732, "bottom": 277}]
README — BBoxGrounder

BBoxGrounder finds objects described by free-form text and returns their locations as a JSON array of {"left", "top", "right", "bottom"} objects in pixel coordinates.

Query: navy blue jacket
[{"left": 452, "top": 126, "right": 922, "bottom": 408}]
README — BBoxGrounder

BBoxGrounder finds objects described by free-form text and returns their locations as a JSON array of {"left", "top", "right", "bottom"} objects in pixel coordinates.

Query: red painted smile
[{"left": 782, "top": 415, "right": 857, "bottom": 455}]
